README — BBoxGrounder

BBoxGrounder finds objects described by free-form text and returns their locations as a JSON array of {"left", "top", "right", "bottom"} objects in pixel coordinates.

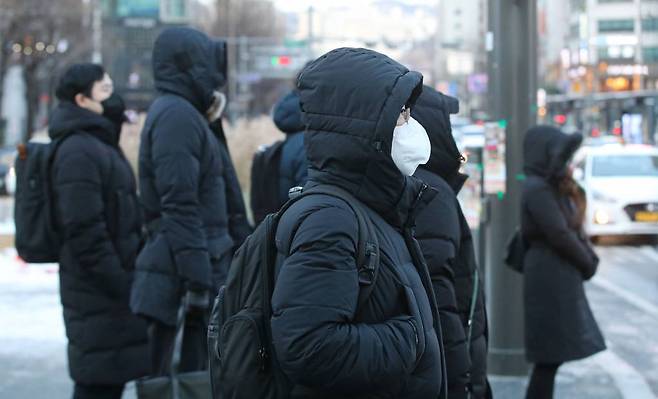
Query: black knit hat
[{"left": 55, "top": 63, "right": 105, "bottom": 103}]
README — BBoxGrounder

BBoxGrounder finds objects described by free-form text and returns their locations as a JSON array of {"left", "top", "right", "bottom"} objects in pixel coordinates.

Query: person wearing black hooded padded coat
[
  {"left": 522, "top": 126, "right": 605, "bottom": 398},
  {"left": 270, "top": 48, "right": 447, "bottom": 398},
  {"left": 412, "top": 87, "right": 491, "bottom": 399},
  {"left": 131, "top": 27, "right": 250, "bottom": 375}
]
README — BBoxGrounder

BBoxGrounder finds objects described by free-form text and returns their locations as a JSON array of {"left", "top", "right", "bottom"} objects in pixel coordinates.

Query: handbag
[
  {"left": 136, "top": 299, "right": 212, "bottom": 399},
  {"left": 504, "top": 227, "right": 527, "bottom": 273}
]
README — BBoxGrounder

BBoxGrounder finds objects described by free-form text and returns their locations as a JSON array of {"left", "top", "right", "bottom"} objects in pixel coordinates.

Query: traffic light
[{"left": 270, "top": 56, "right": 291, "bottom": 66}]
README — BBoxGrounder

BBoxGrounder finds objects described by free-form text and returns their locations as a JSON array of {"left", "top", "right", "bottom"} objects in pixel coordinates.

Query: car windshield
[{"left": 592, "top": 154, "right": 658, "bottom": 177}]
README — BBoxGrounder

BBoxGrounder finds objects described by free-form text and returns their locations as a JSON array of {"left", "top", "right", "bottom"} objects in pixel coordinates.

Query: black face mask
[{"left": 101, "top": 93, "right": 126, "bottom": 126}]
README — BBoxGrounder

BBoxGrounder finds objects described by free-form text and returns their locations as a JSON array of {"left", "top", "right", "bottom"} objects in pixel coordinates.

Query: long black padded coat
[
  {"left": 522, "top": 125, "right": 605, "bottom": 363},
  {"left": 412, "top": 87, "right": 490, "bottom": 399},
  {"left": 270, "top": 48, "right": 447, "bottom": 399},
  {"left": 50, "top": 102, "right": 149, "bottom": 385},
  {"left": 131, "top": 27, "right": 250, "bottom": 326}
]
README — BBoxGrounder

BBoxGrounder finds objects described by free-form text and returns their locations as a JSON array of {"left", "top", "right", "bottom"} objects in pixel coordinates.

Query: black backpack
[
  {"left": 208, "top": 185, "right": 380, "bottom": 399},
  {"left": 14, "top": 138, "right": 69, "bottom": 263},
  {"left": 250, "top": 140, "right": 285, "bottom": 226}
]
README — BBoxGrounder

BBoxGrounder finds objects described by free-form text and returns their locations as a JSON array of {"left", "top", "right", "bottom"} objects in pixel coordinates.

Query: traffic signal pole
[{"left": 484, "top": 0, "right": 537, "bottom": 376}]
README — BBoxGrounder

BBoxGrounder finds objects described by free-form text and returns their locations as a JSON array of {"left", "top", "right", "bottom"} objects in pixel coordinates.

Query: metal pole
[
  {"left": 485, "top": 0, "right": 537, "bottom": 376},
  {"left": 307, "top": 6, "right": 314, "bottom": 58},
  {"left": 238, "top": 35, "right": 248, "bottom": 119},
  {"left": 91, "top": 0, "right": 102, "bottom": 64}
]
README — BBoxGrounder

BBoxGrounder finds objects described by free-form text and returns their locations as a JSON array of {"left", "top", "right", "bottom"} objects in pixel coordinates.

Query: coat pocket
[{"left": 402, "top": 285, "right": 426, "bottom": 366}]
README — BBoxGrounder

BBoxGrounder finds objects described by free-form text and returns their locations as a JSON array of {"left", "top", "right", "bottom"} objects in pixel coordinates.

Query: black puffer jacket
[
  {"left": 50, "top": 102, "right": 149, "bottom": 385},
  {"left": 413, "top": 87, "right": 490, "bottom": 399},
  {"left": 131, "top": 27, "right": 248, "bottom": 326},
  {"left": 271, "top": 48, "right": 446, "bottom": 398},
  {"left": 522, "top": 125, "right": 605, "bottom": 363},
  {"left": 272, "top": 90, "right": 308, "bottom": 204}
]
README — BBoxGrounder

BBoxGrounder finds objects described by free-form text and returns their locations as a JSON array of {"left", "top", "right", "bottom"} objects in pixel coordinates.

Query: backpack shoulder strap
[{"left": 281, "top": 185, "right": 380, "bottom": 310}]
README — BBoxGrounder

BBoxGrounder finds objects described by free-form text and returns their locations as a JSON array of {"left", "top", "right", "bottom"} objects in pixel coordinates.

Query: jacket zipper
[{"left": 407, "top": 183, "right": 429, "bottom": 228}]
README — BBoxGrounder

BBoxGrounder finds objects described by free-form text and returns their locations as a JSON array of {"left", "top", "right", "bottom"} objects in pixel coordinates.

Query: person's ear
[{"left": 74, "top": 93, "right": 87, "bottom": 108}]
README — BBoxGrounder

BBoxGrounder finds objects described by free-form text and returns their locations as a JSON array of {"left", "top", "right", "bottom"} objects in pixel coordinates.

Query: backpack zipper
[{"left": 221, "top": 313, "right": 269, "bottom": 373}]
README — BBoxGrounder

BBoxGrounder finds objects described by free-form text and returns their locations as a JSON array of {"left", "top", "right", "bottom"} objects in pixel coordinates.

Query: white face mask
[
  {"left": 391, "top": 116, "right": 431, "bottom": 176},
  {"left": 206, "top": 91, "right": 227, "bottom": 122}
]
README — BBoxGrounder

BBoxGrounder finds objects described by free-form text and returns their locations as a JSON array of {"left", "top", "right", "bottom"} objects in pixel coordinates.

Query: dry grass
[
  {"left": 119, "top": 114, "right": 144, "bottom": 176},
  {"left": 224, "top": 116, "right": 284, "bottom": 195},
  {"left": 119, "top": 114, "right": 283, "bottom": 198}
]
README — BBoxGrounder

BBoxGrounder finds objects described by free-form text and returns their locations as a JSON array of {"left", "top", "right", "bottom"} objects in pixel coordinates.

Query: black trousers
[
  {"left": 525, "top": 363, "right": 561, "bottom": 399},
  {"left": 148, "top": 309, "right": 208, "bottom": 376},
  {"left": 72, "top": 383, "right": 124, "bottom": 399}
]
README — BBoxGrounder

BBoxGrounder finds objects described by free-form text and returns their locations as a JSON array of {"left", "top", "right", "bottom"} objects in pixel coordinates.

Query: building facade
[
  {"left": 100, "top": 0, "right": 201, "bottom": 109},
  {"left": 542, "top": 0, "right": 658, "bottom": 143},
  {"left": 562, "top": 0, "right": 658, "bottom": 94}
]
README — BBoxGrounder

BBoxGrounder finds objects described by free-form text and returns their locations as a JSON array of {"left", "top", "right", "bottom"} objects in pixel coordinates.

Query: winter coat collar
[
  {"left": 446, "top": 172, "right": 468, "bottom": 194},
  {"left": 48, "top": 102, "right": 118, "bottom": 146}
]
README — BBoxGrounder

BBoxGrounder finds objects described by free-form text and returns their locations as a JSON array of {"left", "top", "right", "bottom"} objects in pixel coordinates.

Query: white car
[
  {"left": 572, "top": 144, "right": 658, "bottom": 238},
  {"left": 456, "top": 124, "right": 486, "bottom": 149}
]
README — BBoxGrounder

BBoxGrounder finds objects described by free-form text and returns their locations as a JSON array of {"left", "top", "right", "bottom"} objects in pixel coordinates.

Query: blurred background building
[
  {"left": 2, "top": 0, "right": 658, "bottom": 145},
  {"left": 539, "top": 0, "right": 658, "bottom": 144}
]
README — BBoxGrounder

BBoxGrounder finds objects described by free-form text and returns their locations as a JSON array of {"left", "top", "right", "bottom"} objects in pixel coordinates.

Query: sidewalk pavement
[
  {"left": 489, "top": 352, "right": 622, "bottom": 399},
  {"left": 2, "top": 249, "right": 656, "bottom": 399},
  {"left": 488, "top": 279, "right": 658, "bottom": 399}
]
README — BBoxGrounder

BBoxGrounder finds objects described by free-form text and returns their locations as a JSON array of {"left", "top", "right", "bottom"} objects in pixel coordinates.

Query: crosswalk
[{"left": 591, "top": 243, "right": 658, "bottom": 319}]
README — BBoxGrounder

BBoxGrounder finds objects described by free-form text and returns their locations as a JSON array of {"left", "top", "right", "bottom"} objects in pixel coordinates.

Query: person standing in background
[
  {"left": 272, "top": 90, "right": 308, "bottom": 207},
  {"left": 131, "top": 27, "right": 248, "bottom": 376},
  {"left": 413, "top": 86, "right": 492, "bottom": 399},
  {"left": 250, "top": 89, "right": 308, "bottom": 225},
  {"left": 521, "top": 125, "right": 605, "bottom": 399},
  {"left": 50, "top": 63, "right": 149, "bottom": 399}
]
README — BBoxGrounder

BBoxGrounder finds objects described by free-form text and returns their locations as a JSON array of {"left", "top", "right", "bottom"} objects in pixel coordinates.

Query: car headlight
[
  {"left": 594, "top": 209, "right": 611, "bottom": 225},
  {"left": 591, "top": 189, "right": 617, "bottom": 203}
]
